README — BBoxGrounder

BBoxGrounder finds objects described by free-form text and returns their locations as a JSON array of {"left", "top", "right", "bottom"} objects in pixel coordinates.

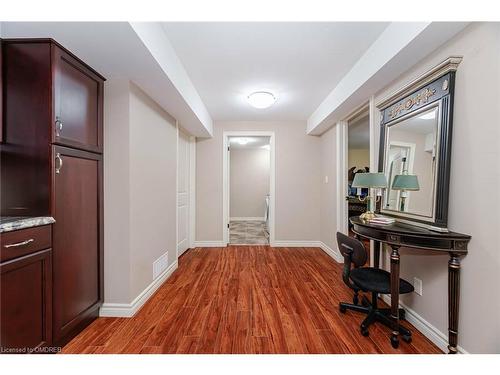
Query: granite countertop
[{"left": 0, "top": 216, "right": 56, "bottom": 233}]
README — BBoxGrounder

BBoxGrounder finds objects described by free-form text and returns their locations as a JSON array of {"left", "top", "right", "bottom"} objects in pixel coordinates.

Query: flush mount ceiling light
[
  {"left": 230, "top": 137, "right": 253, "bottom": 145},
  {"left": 247, "top": 91, "right": 276, "bottom": 109}
]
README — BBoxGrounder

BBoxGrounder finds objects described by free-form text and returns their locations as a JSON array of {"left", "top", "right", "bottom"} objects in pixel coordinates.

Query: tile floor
[{"left": 229, "top": 220, "right": 269, "bottom": 245}]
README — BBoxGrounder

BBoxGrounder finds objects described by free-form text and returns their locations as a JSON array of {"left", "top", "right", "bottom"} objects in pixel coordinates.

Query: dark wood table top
[{"left": 350, "top": 216, "right": 471, "bottom": 253}]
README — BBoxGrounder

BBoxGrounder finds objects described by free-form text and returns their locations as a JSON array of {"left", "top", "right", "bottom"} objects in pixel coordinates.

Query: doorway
[
  {"left": 223, "top": 131, "right": 275, "bottom": 246},
  {"left": 346, "top": 109, "right": 370, "bottom": 239},
  {"left": 336, "top": 103, "right": 373, "bottom": 263}
]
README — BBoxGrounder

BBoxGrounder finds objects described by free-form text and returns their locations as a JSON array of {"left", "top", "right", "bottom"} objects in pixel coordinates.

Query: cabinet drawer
[{"left": 0, "top": 225, "right": 52, "bottom": 262}]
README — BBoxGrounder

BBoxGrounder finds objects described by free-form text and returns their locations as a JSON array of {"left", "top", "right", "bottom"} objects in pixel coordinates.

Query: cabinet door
[
  {"left": 52, "top": 146, "right": 102, "bottom": 344},
  {"left": 52, "top": 45, "right": 104, "bottom": 153},
  {"left": 1, "top": 249, "right": 52, "bottom": 351}
]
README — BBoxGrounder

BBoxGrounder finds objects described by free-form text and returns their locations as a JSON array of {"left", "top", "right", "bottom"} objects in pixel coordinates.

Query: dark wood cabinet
[
  {"left": 1, "top": 38, "right": 105, "bottom": 349},
  {"left": 51, "top": 146, "right": 103, "bottom": 344},
  {"left": 1, "top": 40, "right": 52, "bottom": 217},
  {"left": 1, "top": 38, "right": 3, "bottom": 144},
  {"left": 1, "top": 247, "right": 52, "bottom": 352},
  {"left": 52, "top": 47, "right": 103, "bottom": 153}
]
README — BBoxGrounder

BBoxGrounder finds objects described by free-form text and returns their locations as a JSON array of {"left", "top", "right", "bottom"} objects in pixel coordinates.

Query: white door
[{"left": 177, "top": 130, "right": 190, "bottom": 256}]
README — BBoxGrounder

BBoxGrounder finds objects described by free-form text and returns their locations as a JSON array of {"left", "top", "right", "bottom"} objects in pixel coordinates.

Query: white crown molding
[
  {"left": 381, "top": 295, "right": 468, "bottom": 354},
  {"left": 100, "top": 260, "right": 178, "bottom": 318},
  {"left": 376, "top": 56, "right": 463, "bottom": 109}
]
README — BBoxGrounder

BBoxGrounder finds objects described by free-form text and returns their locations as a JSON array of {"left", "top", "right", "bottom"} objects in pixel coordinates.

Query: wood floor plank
[
  {"left": 61, "top": 246, "right": 443, "bottom": 354},
  {"left": 232, "top": 310, "right": 251, "bottom": 353},
  {"left": 196, "top": 295, "right": 225, "bottom": 354}
]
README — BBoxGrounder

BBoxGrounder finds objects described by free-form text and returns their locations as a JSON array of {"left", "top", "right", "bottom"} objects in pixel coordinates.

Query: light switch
[{"left": 324, "top": 175, "right": 329, "bottom": 184}]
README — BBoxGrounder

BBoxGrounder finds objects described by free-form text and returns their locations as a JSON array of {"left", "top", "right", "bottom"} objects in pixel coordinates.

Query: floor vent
[{"left": 153, "top": 251, "right": 169, "bottom": 279}]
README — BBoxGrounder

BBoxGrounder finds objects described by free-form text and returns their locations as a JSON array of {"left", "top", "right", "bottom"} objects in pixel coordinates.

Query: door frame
[
  {"left": 336, "top": 98, "right": 377, "bottom": 263},
  {"left": 222, "top": 131, "right": 276, "bottom": 246}
]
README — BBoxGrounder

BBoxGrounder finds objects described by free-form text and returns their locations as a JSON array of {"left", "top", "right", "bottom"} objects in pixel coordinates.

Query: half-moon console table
[{"left": 350, "top": 216, "right": 471, "bottom": 354}]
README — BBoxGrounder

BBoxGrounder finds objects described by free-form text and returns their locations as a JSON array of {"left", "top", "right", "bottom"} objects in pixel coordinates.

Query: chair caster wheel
[
  {"left": 402, "top": 335, "right": 412, "bottom": 343},
  {"left": 339, "top": 305, "right": 347, "bottom": 313},
  {"left": 361, "top": 325, "right": 369, "bottom": 337},
  {"left": 391, "top": 335, "right": 399, "bottom": 349}
]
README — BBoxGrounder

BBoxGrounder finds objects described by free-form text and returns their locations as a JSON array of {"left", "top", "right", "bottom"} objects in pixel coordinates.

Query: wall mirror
[
  {"left": 377, "top": 58, "right": 461, "bottom": 232},
  {"left": 384, "top": 104, "right": 439, "bottom": 218}
]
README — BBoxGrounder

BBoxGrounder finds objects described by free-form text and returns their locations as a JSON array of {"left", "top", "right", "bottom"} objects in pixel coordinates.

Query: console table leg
[
  {"left": 448, "top": 253, "right": 461, "bottom": 354},
  {"left": 373, "top": 241, "right": 381, "bottom": 269},
  {"left": 390, "top": 245, "right": 400, "bottom": 348}
]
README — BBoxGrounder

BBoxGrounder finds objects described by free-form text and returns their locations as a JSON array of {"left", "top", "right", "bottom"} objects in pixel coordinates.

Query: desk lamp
[{"left": 352, "top": 173, "right": 388, "bottom": 221}]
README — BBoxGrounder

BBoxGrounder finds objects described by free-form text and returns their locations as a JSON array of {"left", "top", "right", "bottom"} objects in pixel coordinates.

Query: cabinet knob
[
  {"left": 55, "top": 117, "right": 64, "bottom": 137},
  {"left": 55, "top": 153, "right": 63, "bottom": 174}
]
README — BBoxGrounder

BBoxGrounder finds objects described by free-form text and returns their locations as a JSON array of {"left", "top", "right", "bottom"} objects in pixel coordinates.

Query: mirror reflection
[{"left": 383, "top": 106, "right": 439, "bottom": 218}]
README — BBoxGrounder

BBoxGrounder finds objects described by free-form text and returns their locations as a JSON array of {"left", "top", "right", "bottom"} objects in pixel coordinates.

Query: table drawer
[{"left": 1, "top": 225, "right": 52, "bottom": 262}]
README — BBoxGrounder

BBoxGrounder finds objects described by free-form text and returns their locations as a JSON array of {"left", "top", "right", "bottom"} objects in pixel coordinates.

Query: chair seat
[{"left": 350, "top": 267, "right": 414, "bottom": 294}]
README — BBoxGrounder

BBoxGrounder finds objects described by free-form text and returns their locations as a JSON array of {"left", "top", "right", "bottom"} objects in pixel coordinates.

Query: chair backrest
[{"left": 336, "top": 232, "right": 367, "bottom": 268}]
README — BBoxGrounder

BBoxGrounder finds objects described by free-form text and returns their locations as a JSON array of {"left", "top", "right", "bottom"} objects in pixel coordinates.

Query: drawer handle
[
  {"left": 55, "top": 153, "right": 63, "bottom": 174},
  {"left": 4, "top": 239, "right": 34, "bottom": 248}
]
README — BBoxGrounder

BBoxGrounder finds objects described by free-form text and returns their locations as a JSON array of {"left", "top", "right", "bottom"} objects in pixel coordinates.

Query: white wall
[
  {"left": 230, "top": 148, "right": 270, "bottom": 219},
  {"left": 196, "top": 121, "right": 321, "bottom": 243},
  {"left": 320, "top": 126, "right": 338, "bottom": 250},
  {"left": 104, "top": 79, "right": 178, "bottom": 306},
  {"left": 128, "top": 83, "right": 178, "bottom": 300},
  {"left": 372, "top": 23, "right": 500, "bottom": 353},
  {"left": 348, "top": 148, "right": 369, "bottom": 171},
  {"left": 104, "top": 79, "right": 131, "bottom": 304}
]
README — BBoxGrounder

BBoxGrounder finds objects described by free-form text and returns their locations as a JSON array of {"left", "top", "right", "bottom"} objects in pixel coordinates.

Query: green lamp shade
[
  {"left": 352, "top": 173, "right": 388, "bottom": 188},
  {"left": 392, "top": 174, "right": 420, "bottom": 191}
]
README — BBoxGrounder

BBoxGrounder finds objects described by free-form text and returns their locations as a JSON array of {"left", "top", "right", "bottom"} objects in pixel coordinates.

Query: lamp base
[{"left": 360, "top": 211, "right": 376, "bottom": 221}]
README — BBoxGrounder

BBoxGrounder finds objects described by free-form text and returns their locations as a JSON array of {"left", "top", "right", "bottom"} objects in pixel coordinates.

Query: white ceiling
[{"left": 162, "top": 22, "right": 389, "bottom": 122}]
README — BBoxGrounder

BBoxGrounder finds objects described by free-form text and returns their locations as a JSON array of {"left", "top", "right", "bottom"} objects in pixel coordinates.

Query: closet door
[
  {"left": 51, "top": 146, "right": 103, "bottom": 344},
  {"left": 52, "top": 45, "right": 104, "bottom": 153},
  {"left": 177, "top": 130, "right": 191, "bottom": 256}
]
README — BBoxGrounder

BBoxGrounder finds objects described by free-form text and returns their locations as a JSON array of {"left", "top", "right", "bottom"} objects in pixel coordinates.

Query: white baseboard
[
  {"left": 193, "top": 241, "right": 227, "bottom": 248},
  {"left": 271, "top": 240, "right": 322, "bottom": 248},
  {"left": 269, "top": 240, "right": 343, "bottom": 264},
  {"left": 100, "top": 260, "right": 178, "bottom": 318},
  {"left": 230, "top": 217, "right": 265, "bottom": 221},
  {"left": 381, "top": 295, "right": 468, "bottom": 354},
  {"left": 319, "top": 241, "right": 344, "bottom": 263}
]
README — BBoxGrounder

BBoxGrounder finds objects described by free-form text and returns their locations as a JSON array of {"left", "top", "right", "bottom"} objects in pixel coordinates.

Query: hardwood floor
[{"left": 62, "top": 246, "right": 442, "bottom": 354}]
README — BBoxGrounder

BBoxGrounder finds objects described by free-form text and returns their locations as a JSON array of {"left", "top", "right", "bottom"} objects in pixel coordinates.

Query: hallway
[
  {"left": 229, "top": 221, "right": 269, "bottom": 245},
  {"left": 62, "top": 246, "right": 441, "bottom": 354}
]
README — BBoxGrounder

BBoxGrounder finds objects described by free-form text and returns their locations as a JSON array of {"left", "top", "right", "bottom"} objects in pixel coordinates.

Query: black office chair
[{"left": 336, "top": 232, "right": 414, "bottom": 348}]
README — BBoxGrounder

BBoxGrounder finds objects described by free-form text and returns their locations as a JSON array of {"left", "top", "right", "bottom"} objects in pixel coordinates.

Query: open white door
[{"left": 177, "top": 129, "right": 190, "bottom": 256}]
